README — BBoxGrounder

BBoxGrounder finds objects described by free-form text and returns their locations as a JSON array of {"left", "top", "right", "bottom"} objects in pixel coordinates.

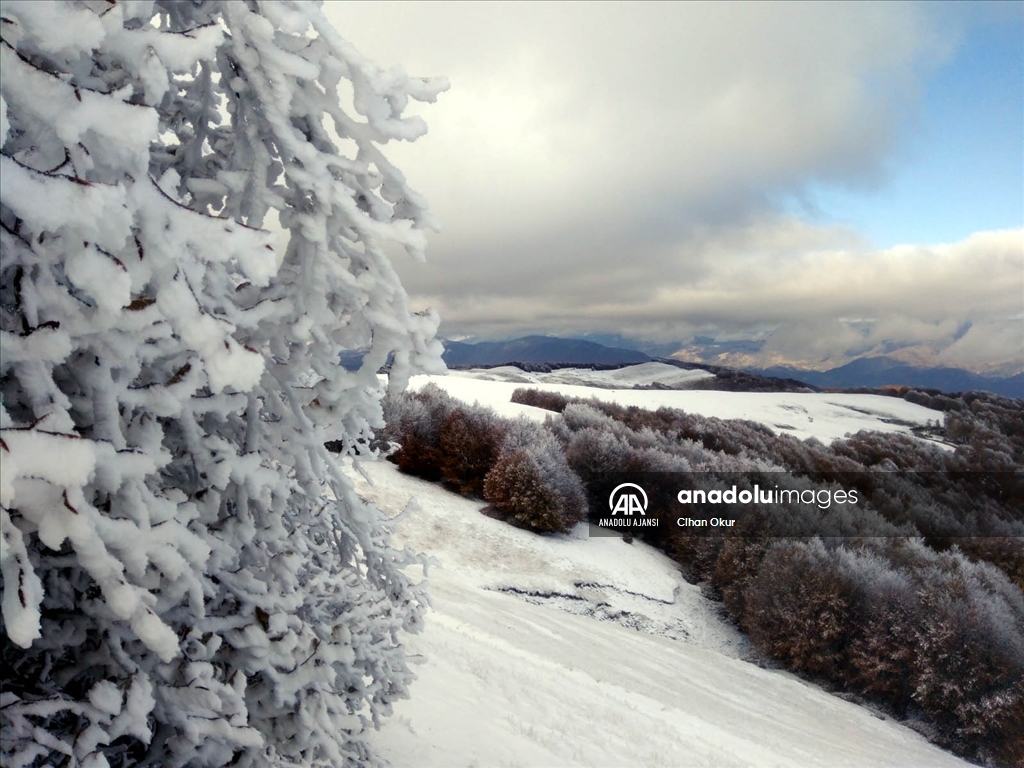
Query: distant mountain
[
  {"left": 441, "top": 335, "right": 651, "bottom": 367},
  {"left": 569, "top": 333, "right": 770, "bottom": 362},
  {"left": 757, "top": 357, "right": 1024, "bottom": 398},
  {"left": 568, "top": 333, "right": 686, "bottom": 358},
  {"left": 340, "top": 336, "right": 650, "bottom": 372},
  {"left": 440, "top": 337, "right": 816, "bottom": 392},
  {"left": 342, "top": 335, "right": 1022, "bottom": 399}
]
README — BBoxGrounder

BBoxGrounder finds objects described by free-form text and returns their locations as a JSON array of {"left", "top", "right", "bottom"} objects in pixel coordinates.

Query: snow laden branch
[{"left": 0, "top": 1, "right": 446, "bottom": 765}]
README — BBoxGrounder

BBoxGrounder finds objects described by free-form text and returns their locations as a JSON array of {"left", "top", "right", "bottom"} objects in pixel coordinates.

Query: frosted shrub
[
  {"left": 737, "top": 537, "right": 1024, "bottom": 765},
  {"left": 509, "top": 386, "right": 569, "bottom": 413},
  {"left": 383, "top": 387, "right": 508, "bottom": 497},
  {"left": 742, "top": 540, "right": 856, "bottom": 678},
  {"left": 484, "top": 418, "right": 587, "bottom": 533},
  {"left": 0, "top": 1, "right": 445, "bottom": 765},
  {"left": 384, "top": 384, "right": 456, "bottom": 481},
  {"left": 906, "top": 552, "right": 1024, "bottom": 762},
  {"left": 844, "top": 553, "right": 920, "bottom": 714},
  {"left": 564, "top": 427, "right": 633, "bottom": 483},
  {"left": 438, "top": 406, "right": 507, "bottom": 497},
  {"left": 556, "top": 402, "right": 622, "bottom": 444}
]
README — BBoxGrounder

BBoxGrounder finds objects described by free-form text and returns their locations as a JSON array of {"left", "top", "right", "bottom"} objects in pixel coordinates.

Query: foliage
[
  {"left": 740, "top": 539, "right": 1024, "bottom": 765},
  {"left": 382, "top": 384, "right": 507, "bottom": 497},
  {"left": 743, "top": 539, "right": 856, "bottom": 678},
  {"left": 382, "top": 383, "right": 455, "bottom": 481},
  {"left": 483, "top": 418, "right": 587, "bottom": 533},
  {"left": 438, "top": 406, "right": 507, "bottom": 497},
  {"left": 510, "top": 386, "right": 569, "bottom": 413},
  {"left": 0, "top": 2, "right": 445, "bottom": 766}
]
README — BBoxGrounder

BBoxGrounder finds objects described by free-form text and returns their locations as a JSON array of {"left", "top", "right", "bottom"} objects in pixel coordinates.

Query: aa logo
[{"left": 608, "top": 483, "right": 648, "bottom": 516}]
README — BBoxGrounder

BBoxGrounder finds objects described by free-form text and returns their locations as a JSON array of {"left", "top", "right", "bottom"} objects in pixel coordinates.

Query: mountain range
[
  {"left": 338, "top": 335, "right": 1022, "bottom": 398},
  {"left": 440, "top": 335, "right": 649, "bottom": 367},
  {"left": 437, "top": 336, "right": 1024, "bottom": 398},
  {"left": 754, "top": 357, "right": 1024, "bottom": 399}
]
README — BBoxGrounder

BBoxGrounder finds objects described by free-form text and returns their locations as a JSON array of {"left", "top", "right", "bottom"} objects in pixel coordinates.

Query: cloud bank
[{"left": 326, "top": 2, "right": 1022, "bottom": 371}]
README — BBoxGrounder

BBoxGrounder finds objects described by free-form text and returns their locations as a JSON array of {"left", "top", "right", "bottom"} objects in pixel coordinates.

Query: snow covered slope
[
  {"left": 357, "top": 460, "right": 969, "bottom": 768},
  {"left": 454, "top": 362, "right": 717, "bottom": 389},
  {"left": 408, "top": 367, "right": 947, "bottom": 445}
]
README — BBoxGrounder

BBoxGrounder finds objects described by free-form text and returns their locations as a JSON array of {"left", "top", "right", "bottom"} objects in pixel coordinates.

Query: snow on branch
[{"left": 1, "top": 1, "right": 446, "bottom": 764}]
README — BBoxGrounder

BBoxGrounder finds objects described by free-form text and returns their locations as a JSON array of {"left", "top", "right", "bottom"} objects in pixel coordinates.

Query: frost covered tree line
[
  {"left": 384, "top": 382, "right": 1024, "bottom": 765},
  {"left": 0, "top": 1, "right": 447, "bottom": 765}
]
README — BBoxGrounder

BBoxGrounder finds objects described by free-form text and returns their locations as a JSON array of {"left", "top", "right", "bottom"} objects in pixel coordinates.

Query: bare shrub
[{"left": 384, "top": 384, "right": 455, "bottom": 481}]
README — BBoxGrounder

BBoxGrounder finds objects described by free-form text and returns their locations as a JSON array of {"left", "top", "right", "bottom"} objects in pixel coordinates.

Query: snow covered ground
[
  {"left": 407, "top": 366, "right": 948, "bottom": 446},
  {"left": 453, "top": 362, "right": 717, "bottom": 390},
  {"left": 356, "top": 460, "right": 969, "bottom": 767}
]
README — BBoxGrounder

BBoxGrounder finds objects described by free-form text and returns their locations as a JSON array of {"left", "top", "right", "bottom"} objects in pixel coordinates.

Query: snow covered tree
[
  {"left": 435, "top": 405, "right": 504, "bottom": 497},
  {"left": 0, "top": 1, "right": 445, "bottom": 765},
  {"left": 483, "top": 418, "right": 587, "bottom": 534},
  {"left": 741, "top": 539, "right": 856, "bottom": 677},
  {"left": 382, "top": 383, "right": 454, "bottom": 482}
]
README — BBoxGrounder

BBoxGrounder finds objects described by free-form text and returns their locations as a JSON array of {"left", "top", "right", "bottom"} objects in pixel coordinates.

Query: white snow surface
[
  {"left": 358, "top": 460, "right": 969, "bottom": 768},
  {"left": 455, "top": 362, "right": 717, "bottom": 389},
  {"left": 409, "top": 366, "right": 948, "bottom": 445}
]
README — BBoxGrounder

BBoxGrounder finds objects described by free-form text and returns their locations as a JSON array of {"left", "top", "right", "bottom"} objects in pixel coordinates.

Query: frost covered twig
[{"left": 0, "top": 1, "right": 446, "bottom": 765}]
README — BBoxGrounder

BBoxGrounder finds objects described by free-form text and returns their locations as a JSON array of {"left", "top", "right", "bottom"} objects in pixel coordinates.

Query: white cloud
[
  {"left": 322, "top": 3, "right": 1021, "bottom": 371},
  {"left": 328, "top": 2, "right": 950, "bottom": 246},
  {"left": 935, "top": 319, "right": 1024, "bottom": 373}
]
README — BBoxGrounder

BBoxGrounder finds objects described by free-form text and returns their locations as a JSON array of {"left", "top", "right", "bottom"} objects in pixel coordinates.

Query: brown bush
[
  {"left": 742, "top": 540, "right": 857, "bottom": 679},
  {"left": 908, "top": 565, "right": 1024, "bottom": 764},
  {"left": 510, "top": 387, "right": 570, "bottom": 413},
  {"left": 846, "top": 585, "right": 918, "bottom": 715},
  {"left": 438, "top": 408, "right": 506, "bottom": 497},
  {"left": 384, "top": 384, "right": 454, "bottom": 481},
  {"left": 484, "top": 448, "right": 568, "bottom": 532},
  {"left": 483, "top": 423, "right": 587, "bottom": 534},
  {"left": 711, "top": 536, "right": 771, "bottom": 618}
]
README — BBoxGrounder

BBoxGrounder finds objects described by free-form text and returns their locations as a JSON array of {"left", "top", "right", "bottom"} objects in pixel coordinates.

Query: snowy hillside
[
  {"left": 355, "top": 460, "right": 970, "bottom": 767},
  {"left": 453, "top": 362, "right": 717, "bottom": 389},
  {"left": 406, "top": 366, "right": 948, "bottom": 445}
]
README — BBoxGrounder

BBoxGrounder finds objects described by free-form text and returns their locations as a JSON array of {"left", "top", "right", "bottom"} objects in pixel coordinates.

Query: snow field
[
  {"left": 453, "top": 362, "right": 717, "bottom": 390},
  {"left": 408, "top": 367, "right": 948, "bottom": 445},
  {"left": 354, "top": 460, "right": 970, "bottom": 767}
]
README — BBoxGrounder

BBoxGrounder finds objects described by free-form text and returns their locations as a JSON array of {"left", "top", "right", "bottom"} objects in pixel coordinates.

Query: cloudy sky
[{"left": 323, "top": 1, "right": 1023, "bottom": 372}]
